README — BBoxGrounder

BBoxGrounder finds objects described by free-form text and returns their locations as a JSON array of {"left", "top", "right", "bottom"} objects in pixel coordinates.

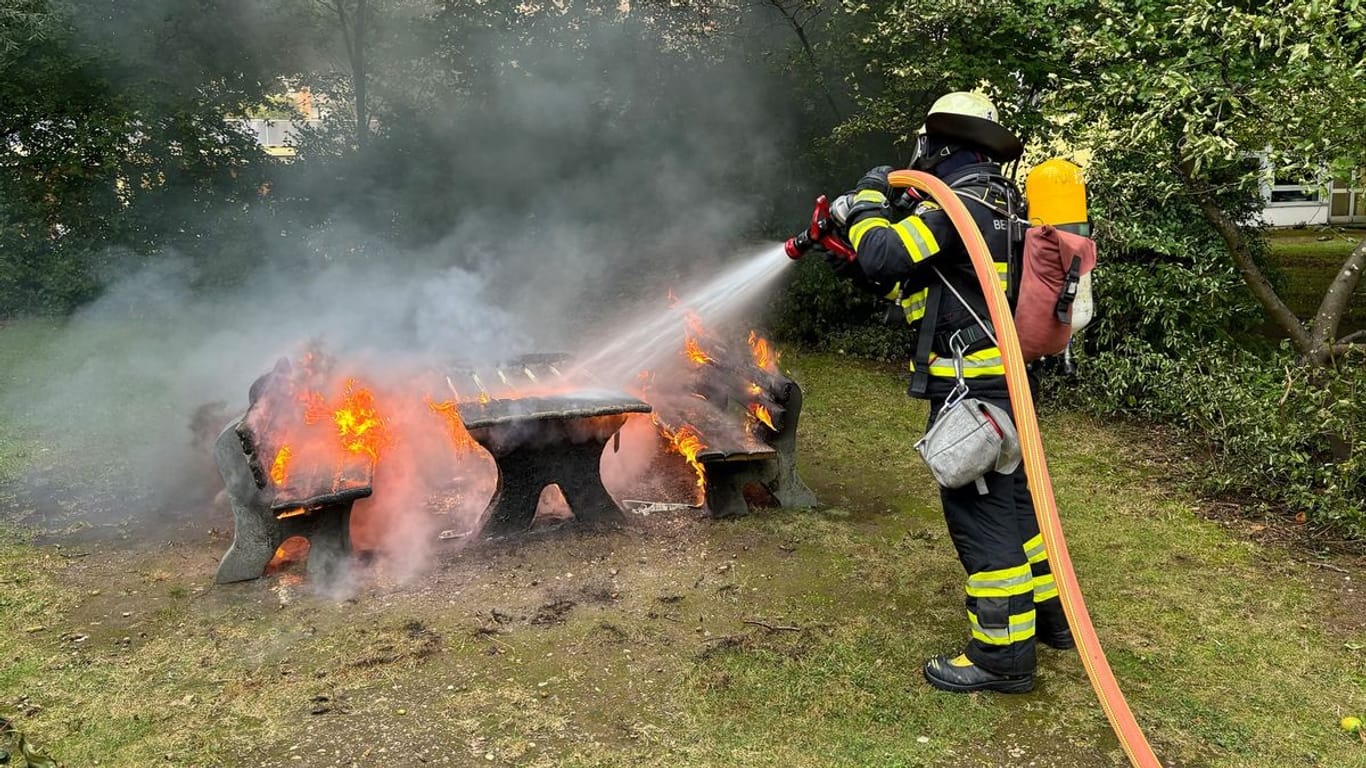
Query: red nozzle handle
[{"left": 786, "top": 195, "right": 856, "bottom": 262}]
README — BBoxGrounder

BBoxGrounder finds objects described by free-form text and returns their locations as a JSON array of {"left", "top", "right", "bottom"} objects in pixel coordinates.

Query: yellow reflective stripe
[
  {"left": 883, "top": 282, "right": 901, "bottom": 302},
  {"left": 1024, "top": 534, "right": 1047, "bottom": 564},
  {"left": 891, "top": 217, "right": 939, "bottom": 263},
  {"left": 924, "top": 347, "right": 1006, "bottom": 378},
  {"left": 900, "top": 287, "right": 928, "bottom": 322},
  {"left": 853, "top": 189, "right": 887, "bottom": 205},
  {"left": 968, "top": 609, "right": 1037, "bottom": 646},
  {"left": 966, "top": 564, "right": 1034, "bottom": 598},
  {"left": 849, "top": 217, "right": 889, "bottom": 250},
  {"left": 995, "top": 260, "right": 1009, "bottom": 292},
  {"left": 1034, "top": 573, "right": 1059, "bottom": 601}
]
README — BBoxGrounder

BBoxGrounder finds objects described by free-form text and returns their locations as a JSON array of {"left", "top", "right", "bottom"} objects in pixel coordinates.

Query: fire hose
[{"left": 791, "top": 170, "right": 1162, "bottom": 768}]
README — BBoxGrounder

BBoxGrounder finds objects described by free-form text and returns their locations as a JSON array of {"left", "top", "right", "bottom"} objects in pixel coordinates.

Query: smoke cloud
[{"left": 2, "top": 4, "right": 808, "bottom": 586}]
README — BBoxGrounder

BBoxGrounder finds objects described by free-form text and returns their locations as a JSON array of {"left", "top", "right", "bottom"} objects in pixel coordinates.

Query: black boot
[
  {"left": 923, "top": 654, "right": 1034, "bottom": 694},
  {"left": 1039, "top": 624, "right": 1075, "bottom": 650},
  {"left": 1036, "top": 600, "right": 1075, "bottom": 650}
]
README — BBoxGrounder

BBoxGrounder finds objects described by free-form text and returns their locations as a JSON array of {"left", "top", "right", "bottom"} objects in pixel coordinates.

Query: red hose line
[{"left": 887, "top": 169, "right": 1161, "bottom": 768}]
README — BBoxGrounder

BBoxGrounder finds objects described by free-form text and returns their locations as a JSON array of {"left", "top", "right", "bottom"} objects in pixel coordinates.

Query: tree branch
[
  {"left": 743, "top": 619, "right": 802, "bottom": 632},
  {"left": 327, "top": 0, "right": 353, "bottom": 65},
  {"left": 763, "top": 0, "right": 841, "bottom": 121},
  {"left": 1174, "top": 152, "right": 1313, "bottom": 356},
  {"left": 323, "top": 0, "right": 367, "bottom": 148}
]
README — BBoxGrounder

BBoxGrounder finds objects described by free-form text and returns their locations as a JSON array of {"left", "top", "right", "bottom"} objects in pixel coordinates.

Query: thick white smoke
[{"left": 1, "top": 6, "right": 806, "bottom": 588}]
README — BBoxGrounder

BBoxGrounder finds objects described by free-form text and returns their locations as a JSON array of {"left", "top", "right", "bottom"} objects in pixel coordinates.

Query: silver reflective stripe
[
  {"left": 928, "top": 352, "right": 1005, "bottom": 377},
  {"left": 896, "top": 220, "right": 933, "bottom": 261},
  {"left": 967, "top": 568, "right": 1033, "bottom": 595},
  {"left": 901, "top": 292, "right": 927, "bottom": 318},
  {"left": 969, "top": 611, "right": 1037, "bottom": 645},
  {"left": 1034, "top": 573, "right": 1059, "bottom": 599}
]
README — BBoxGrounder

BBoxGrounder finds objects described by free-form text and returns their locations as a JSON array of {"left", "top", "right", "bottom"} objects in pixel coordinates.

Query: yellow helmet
[{"left": 921, "top": 91, "right": 1023, "bottom": 162}]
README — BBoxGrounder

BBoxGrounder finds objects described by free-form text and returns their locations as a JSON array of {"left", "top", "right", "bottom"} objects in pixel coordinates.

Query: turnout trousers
[{"left": 929, "top": 392, "right": 1067, "bottom": 677}]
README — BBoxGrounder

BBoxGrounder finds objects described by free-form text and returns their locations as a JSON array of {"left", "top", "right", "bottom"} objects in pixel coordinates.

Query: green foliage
[
  {"left": 1080, "top": 150, "right": 1269, "bottom": 355},
  {"left": 835, "top": 0, "right": 1089, "bottom": 159},
  {"left": 0, "top": 0, "right": 311, "bottom": 316},
  {"left": 1060, "top": 0, "right": 1366, "bottom": 180},
  {"left": 1069, "top": 344, "right": 1365, "bottom": 536}
]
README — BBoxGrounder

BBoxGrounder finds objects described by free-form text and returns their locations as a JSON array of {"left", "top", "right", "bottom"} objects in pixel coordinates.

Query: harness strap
[
  {"left": 908, "top": 281, "right": 944, "bottom": 398},
  {"left": 935, "top": 324, "right": 993, "bottom": 355}
]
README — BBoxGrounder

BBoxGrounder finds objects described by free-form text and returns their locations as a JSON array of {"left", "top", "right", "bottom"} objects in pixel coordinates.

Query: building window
[{"left": 1270, "top": 186, "right": 1321, "bottom": 203}]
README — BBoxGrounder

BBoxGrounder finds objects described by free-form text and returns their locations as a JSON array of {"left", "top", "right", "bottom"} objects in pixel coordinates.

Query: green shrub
[
  {"left": 1081, "top": 151, "right": 1269, "bottom": 355},
  {"left": 1069, "top": 343, "right": 1365, "bottom": 536}
]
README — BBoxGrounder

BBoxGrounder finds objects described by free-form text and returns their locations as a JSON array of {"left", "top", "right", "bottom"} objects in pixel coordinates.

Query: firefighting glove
[
  {"left": 830, "top": 193, "right": 854, "bottom": 226},
  {"left": 822, "top": 246, "right": 856, "bottom": 275},
  {"left": 831, "top": 190, "right": 888, "bottom": 228},
  {"left": 855, "top": 165, "right": 895, "bottom": 197}
]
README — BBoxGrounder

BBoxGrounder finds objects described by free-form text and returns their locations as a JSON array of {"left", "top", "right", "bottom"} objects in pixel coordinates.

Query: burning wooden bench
[
  {"left": 653, "top": 328, "right": 816, "bottom": 518},
  {"left": 213, "top": 417, "right": 370, "bottom": 584},
  {"left": 209, "top": 323, "right": 810, "bottom": 585},
  {"left": 693, "top": 373, "right": 814, "bottom": 518},
  {"left": 212, "top": 359, "right": 375, "bottom": 584}
]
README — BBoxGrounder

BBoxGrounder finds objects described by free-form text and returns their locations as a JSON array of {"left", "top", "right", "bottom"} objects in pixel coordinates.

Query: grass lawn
[
  {"left": 1264, "top": 227, "right": 1366, "bottom": 336},
  {"left": 1, "top": 346, "right": 1364, "bottom": 767}
]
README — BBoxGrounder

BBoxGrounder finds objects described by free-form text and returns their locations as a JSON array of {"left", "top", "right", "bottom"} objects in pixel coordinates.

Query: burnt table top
[{"left": 456, "top": 389, "right": 651, "bottom": 430}]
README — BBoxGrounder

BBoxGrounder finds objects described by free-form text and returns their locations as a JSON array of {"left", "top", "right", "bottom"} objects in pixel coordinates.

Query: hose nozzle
[{"left": 785, "top": 195, "right": 855, "bottom": 263}]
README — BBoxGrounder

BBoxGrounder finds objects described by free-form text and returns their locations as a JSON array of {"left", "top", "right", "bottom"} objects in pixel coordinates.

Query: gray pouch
[{"left": 915, "top": 398, "right": 1020, "bottom": 494}]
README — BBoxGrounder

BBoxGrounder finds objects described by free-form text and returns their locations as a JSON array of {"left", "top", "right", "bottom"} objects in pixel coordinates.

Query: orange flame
[
  {"left": 683, "top": 336, "right": 713, "bottom": 366},
  {"left": 748, "top": 403, "right": 776, "bottom": 431},
  {"left": 427, "top": 398, "right": 478, "bottom": 453},
  {"left": 301, "top": 390, "right": 329, "bottom": 423},
  {"left": 333, "top": 378, "right": 385, "bottom": 460},
  {"left": 748, "top": 331, "right": 779, "bottom": 373},
  {"left": 681, "top": 311, "right": 715, "bottom": 366},
  {"left": 270, "top": 445, "right": 293, "bottom": 487},
  {"left": 269, "top": 537, "right": 310, "bottom": 569},
  {"left": 666, "top": 423, "right": 707, "bottom": 493}
]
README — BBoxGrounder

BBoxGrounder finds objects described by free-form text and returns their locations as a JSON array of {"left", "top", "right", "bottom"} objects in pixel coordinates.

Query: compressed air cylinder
[{"left": 1026, "top": 158, "right": 1089, "bottom": 237}]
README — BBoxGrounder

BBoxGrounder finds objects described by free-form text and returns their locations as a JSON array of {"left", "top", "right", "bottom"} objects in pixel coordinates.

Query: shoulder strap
[
  {"left": 908, "top": 282, "right": 943, "bottom": 398},
  {"left": 947, "top": 172, "right": 1027, "bottom": 306}
]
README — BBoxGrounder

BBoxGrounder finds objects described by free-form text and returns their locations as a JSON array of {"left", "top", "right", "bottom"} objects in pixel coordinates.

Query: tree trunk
[
  {"left": 352, "top": 0, "right": 367, "bottom": 148},
  {"left": 1310, "top": 236, "right": 1366, "bottom": 365},
  {"left": 1177, "top": 157, "right": 1365, "bottom": 369},
  {"left": 1175, "top": 157, "right": 1315, "bottom": 356},
  {"left": 329, "top": 0, "right": 367, "bottom": 148}
]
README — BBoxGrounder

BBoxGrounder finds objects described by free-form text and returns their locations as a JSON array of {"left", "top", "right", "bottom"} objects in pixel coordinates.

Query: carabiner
[{"left": 943, "top": 329, "right": 971, "bottom": 410}]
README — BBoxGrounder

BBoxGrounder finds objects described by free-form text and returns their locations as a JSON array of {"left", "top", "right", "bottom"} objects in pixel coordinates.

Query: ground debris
[
  {"left": 742, "top": 618, "right": 801, "bottom": 632},
  {"left": 0, "top": 716, "right": 56, "bottom": 768},
  {"left": 530, "top": 598, "right": 576, "bottom": 626}
]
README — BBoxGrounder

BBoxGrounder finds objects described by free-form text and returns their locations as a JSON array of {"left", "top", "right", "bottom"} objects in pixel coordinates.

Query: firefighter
[{"left": 825, "top": 91, "right": 1073, "bottom": 693}]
